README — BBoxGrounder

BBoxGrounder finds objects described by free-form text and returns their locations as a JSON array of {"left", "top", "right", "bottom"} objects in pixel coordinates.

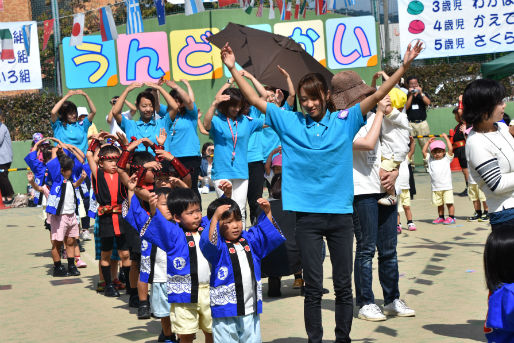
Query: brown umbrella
[{"left": 208, "top": 22, "right": 333, "bottom": 91}]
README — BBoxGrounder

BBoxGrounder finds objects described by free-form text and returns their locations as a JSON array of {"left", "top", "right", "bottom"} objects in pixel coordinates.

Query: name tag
[
  {"left": 337, "top": 110, "right": 349, "bottom": 119},
  {"left": 367, "top": 152, "right": 377, "bottom": 165},
  {"left": 412, "top": 104, "right": 419, "bottom": 110}
]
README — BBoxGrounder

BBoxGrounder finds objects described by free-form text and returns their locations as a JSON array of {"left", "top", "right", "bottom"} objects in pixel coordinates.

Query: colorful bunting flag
[
  {"left": 69, "top": 12, "right": 84, "bottom": 46},
  {"left": 256, "top": 0, "right": 263, "bottom": 17},
  {"left": 154, "top": 0, "right": 166, "bottom": 26},
  {"left": 285, "top": 0, "right": 292, "bottom": 19},
  {"left": 99, "top": 6, "right": 118, "bottom": 41},
  {"left": 42, "top": 19, "right": 54, "bottom": 50},
  {"left": 269, "top": 0, "right": 275, "bottom": 19},
  {"left": 218, "top": 0, "right": 238, "bottom": 7},
  {"left": 126, "top": 0, "right": 144, "bottom": 33},
  {"left": 300, "top": 0, "right": 307, "bottom": 18},
  {"left": 244, "top": 0, "right": 254, "bottom": 14},
  {"left": 185, "top": 0, "right": 205, "bottom": 16},
  {"left": 21, "top": 24, "right": 31, "bottom": 56},
  {"left": 294, "top": 0, "right": 300, "bottom": 19},
  {"left": 278, "top": 0, "right": 286, "bottom": 20},
  {"left": 0, "top": 29, "right": 14, "bottom": 60}
]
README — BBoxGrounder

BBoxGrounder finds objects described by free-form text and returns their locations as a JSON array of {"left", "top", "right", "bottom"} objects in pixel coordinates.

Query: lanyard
[
  {"left": 171, "top": 116, "right": 178, "bottom": 136},
  {"left": 227, "top": 117, "right": 238, "bottom": 161}
]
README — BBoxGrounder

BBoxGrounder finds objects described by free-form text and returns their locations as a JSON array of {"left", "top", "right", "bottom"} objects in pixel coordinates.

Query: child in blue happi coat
[
  {"left": 484, "top": 227, "right": 514, "bottom": 343},
  {"left": 199, "top": 197, "right": 285, "bottom": 343},
  {"left": 124, "top": 180, "right": 213, "bottom": 343}
]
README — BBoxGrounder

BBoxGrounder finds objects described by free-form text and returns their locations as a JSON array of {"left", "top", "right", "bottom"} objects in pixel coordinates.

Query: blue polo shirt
[
  {"left": 120, "top": 115, "right": 166, "bottom": 153},
  {"left": 247, "top": 107, "right": 265, "bottom": 163},
  {"left": 265, "top": 102, "right": 364, "bottom": 214},
  {"left": 51, "top": 118, "right": 91, "bottom": 153},
  {"left": 164, "top": 103, "right": 200, "bottom": 157},
  {"left": 210, "top": 112, "right": 264, "bottom": 180},
  {"left": 261, "top": 102, "right": 291, "bottom": 162}
]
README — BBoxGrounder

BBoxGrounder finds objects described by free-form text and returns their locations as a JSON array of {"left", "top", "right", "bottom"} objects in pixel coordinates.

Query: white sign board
[
  {"left": 398, "top": 0, "right": 514, "bottom": 59},
  {"left": 0, "top": 21, "right": 42, "bottom": 91}
]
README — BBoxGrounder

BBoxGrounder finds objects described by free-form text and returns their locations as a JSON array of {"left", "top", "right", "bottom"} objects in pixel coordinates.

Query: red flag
[
  {"left": 285, "top": 0, "right": 292, "bottom": 20},
  {"left": 218, "top": 0, "right": 238, "bottom": 7},
  {"left": 43, "top": 19, "right": 54, "bottom": 50},
  {"left": 276, "top": 0, "right": 284, "bottom": 14},
  {"left": 294, "top": 0, "right": 300, "bottom": 19}
]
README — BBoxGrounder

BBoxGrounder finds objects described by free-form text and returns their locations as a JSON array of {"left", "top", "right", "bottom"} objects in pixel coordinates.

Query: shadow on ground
[{"left": 423, "top": 319, "right": 486, "bottom": 342}]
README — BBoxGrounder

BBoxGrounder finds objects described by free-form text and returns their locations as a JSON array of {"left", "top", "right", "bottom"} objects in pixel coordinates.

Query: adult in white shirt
[
  {"left": 105, "top": 96, "right": 137, "bottom": 135},
  {"left": 351, "top": 94, "right": 415, "bottom": 322},
  {"left": 463, "top": 79, "right": 514, "bottom": 230}
]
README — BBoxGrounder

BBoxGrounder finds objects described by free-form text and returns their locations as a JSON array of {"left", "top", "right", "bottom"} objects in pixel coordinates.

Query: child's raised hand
[
  {"left": 144, "top": 161, "right": 161, "bottom": 171},
  {"left": 221, "top": 43, "right": 236, "bottom": 69},
  {"left": 127, "top": 174, "right": 138, "bottom": 192},
  {"left": 218, "top": 180, "right": 233, "bottom": 198},
  {"left": 428, "top": 137, "right": 435, "bottom": 144},
  {"left": 257, "top": 198, "right": 271, "bottom": 215},
  {"left": 213, "top": 204, "right": 231, "bottom": 220},
  {"left": 116, "top": 132, "right": 129, "bottom": 146},
  {"left": 155, "top": 149, "right": 174, "bottom": 161},
  {"left": 127, "top": 138, "right": 142, "bottom": 152},
  {"left": 148, "top": 193, "right": 159, "bottom": 216},
  {"left": 140, "top": 137, "right": 154, "bottom": 147},
  {"left": 27, "top": 172, "right": 34, "bottom": 182},
  {"left": 156, "top": 128, "right": 167, "bottom": 146},
  {"left": 81, "top": 170, "right": 87, "bottom": 179},
  {"left": 169, "top": 177, "right": 187, "bottom": 189}
]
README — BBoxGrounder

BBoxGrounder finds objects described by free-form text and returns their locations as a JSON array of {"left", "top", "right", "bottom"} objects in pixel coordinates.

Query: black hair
[
  {"left": 166, "top": 187, "right": 201, "bottom": 217},
  {"left": 136, "top": 91, "right": 156, "bottom": 110},
  {"left": 98, "top": 145, "right": 121, "bottom": 158},
  {"left": 405, "top": 76, "right": 418, "bottom": 85},
  {"left": 503, "top": 113, "right": 511, "bottom": 126},
  {"left": 270, "top": 174, "right": 282, "bottom": 200},
  {"left": 217, "top": 88, "right": 247, "bottom": 117},
  {"left": 41, "top": 145, "right": 53, "bottom": 163},
  {"left": 59, "top": 155, "right": 74, "bottom": 172},
  {"left": 206, "top": 197, "right": 234, "bottom": 220},
  {"left": 205, "top": 197, "right": 242, "bottom": 222},
  {"left": 201, "top": 142, "right": 214, "bottom": 157},
  {"left": 58, "top": 100, "right": 78, "bottom": 124},
  {"left": 484, "top": 227, "right": 514, "bottom": 292},
  {"left": 158, "top": 159, "right": 177, "bottom": 177},
  {"left": 130, "top": 151, "right": 155, "bottom": 174},
  {"left": 154, "top": 187, "right": 172, "bottom": 198},
  {"left": 462, "top": 79, "right": 506, "bottom": 126}
]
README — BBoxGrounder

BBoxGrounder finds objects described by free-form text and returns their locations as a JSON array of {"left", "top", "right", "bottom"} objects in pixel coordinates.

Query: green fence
[{"left": 7, "top": 101, "right": 514, "bottom": 194}]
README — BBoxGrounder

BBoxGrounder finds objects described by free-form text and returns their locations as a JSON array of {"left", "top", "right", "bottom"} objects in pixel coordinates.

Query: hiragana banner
[
  {"left": 0, "top": 21, "right": 42, "bottom": 91},
  {"left": 398, "top": 0, "right": 514, "bottom": 59}
]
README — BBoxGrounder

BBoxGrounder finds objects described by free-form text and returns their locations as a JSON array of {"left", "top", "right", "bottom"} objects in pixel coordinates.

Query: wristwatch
[{"left": 226, "top": 79, "right": 232, "bottom": 84}]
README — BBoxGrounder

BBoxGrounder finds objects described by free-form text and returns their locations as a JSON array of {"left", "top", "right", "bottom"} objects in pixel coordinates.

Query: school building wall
[{"left": 8, "top": 101, "right": 514, "bottom": 195}]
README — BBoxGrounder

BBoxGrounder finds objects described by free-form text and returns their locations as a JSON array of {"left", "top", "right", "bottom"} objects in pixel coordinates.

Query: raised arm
[
  {"left": 197, "top": 111, "right": 209, "bottom": 135},
  {"left": 75, "top": 90, "right": 97, "bottom": 122},
  {"left": 422, "top": 137, "right": 432, "bottom": 160},
  {"left": 441, "top": 133, "right": 453, "bottom": 155},
  {"left": 241, "top": 70, "right": 267, "bottom": 100},
  {"left": 208, "top": 204, "right": 231, "bottom": 244},
  {"left": 360, "top": 42, "right": 423, "bottom": 116},
  {"left": 265, "top": 146, "right": 281, "bottom": 175},
  {"left": 203, "top": 93, "right": 230, "bottom": 131},
  {"left": 221, "top": 43, "right": 268, "bottom": 114},
  {"left": 146, "top": 82, "right": 179, "bottom": 120},
  {"left": 180, "top": 79, "right": 195, "bottom": 103},
  {"left": 112, "top": 83, "right": 143, "bottom": 125},
  {"left": 27, "top": 172, "right": 46, "bottom": 193},
  {"left": 50, "top": 90, "right": 78, "bottom": 123},
  {"left": 164, "top": 79, "right": 194, "bottom": 113},
  {"left": 352, "top": 96, "right": 389, "bottom": 151},
  {"left": 277, "top": 65, "right": 296, "bottom": 107},
  {"left": 65, "top": 144, "right": 85, "bottom": 164},
  {"left": 125, "top": 99, "right": 137, "bottom": 115},
  {"left": 407, "top": 136, "right": 416, "bottom": 160},
  {"left": 73, "top": 170, "right": 87, "bottom": 188}
]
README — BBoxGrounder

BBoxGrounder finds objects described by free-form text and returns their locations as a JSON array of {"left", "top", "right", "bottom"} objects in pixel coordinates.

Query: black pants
[
  {"left": 295, "top": 212, "right": 354, "bottom": 343},
  {"left": 247, "top": 162, "right": 265, "bottom": 224},
  {"left": 178, "top": 156, "right": 201, "bottom": 201},
  {"left": 0, "top": 162, "right": 14, "bottom": 198}
]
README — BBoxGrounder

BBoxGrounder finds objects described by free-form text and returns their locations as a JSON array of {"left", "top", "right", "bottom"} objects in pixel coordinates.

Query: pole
[
  {"left": 383, "top": 0, "right": 390, "bottom": 57},
  {"left": 50, "top": 0, "right": 62, "bottom": 95}
]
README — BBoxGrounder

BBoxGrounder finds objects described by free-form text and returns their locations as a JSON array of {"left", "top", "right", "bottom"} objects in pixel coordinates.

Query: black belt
[{"left": 409, "top": 120, "right": 426, "bottom": 123}]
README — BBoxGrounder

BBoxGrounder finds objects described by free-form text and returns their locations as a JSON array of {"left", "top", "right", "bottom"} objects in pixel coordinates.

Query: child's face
[
  {"left": 61, "top": 169, "right": 72, "bottom": 179},
  {"left": 174, "top": 203, "right": 202, "bottom": 231},
  {"left": 272, "top": 165, "right": 282, "bottom": 175},
  {"left": 219, "top": 213, "right": 243, "bottom": 242},
  {"left": 155, "top": 175, "right": 171, "bottom": 188},
  {"left": 156, "top": 194, "right": 172, "bottom": 221},
  {"left": 205, "top": 146, "right": 214, "bottom": 158},
  {"left": 431, "top": 148, "right": 445, "bottom": 160},
  {"left": 99, "top": 154, "right": 120, "bottom": 174},
  {"left": 144, "top": 169, "right": 155, "bottom": 184}
]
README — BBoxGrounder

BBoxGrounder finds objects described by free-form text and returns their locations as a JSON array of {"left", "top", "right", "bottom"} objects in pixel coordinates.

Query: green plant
[{"left": 0, "top": 92, "right": 60, "bottom": 141}]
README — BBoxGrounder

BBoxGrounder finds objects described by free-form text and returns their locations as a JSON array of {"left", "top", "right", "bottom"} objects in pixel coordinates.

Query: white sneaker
[
  {"left": 358, "top": 304, "right": 386, "bottom": 321},
  {"left": 383, "top": 299, "right": 416, "bottom": 317},
  {"left": 80, "top": 230, "right": 91, "bottom": 241},
  {"left": 377, "top": 195, "right": 397, "bottom": 206}
]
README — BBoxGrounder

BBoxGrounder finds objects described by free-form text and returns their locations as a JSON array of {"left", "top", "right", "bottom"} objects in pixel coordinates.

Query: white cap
[{"left": 77, "top": 106, "right": 88, "bottom": 117}]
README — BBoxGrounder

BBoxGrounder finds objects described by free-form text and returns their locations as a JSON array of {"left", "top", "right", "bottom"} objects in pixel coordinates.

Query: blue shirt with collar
[
  {"left": 209, "top": 110, "right": 264, "bottom": 180},
  {"left": 51, "top": 118, "right": 91, "bottom": 153},
  {"left": 164, "top": 103, "right": 201, "bottom": 157},
  {"left": 261, "top": 102, "right": 291, "bottom": 162},
  {"left": 120, "top": 115, "right": 166, "bottom": 154},
  {"left": 247, "top": 107, "right": 265, "bottom": 163},
  {"left": 265, "top": 102, "right": 364, "bottom": 214}
]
